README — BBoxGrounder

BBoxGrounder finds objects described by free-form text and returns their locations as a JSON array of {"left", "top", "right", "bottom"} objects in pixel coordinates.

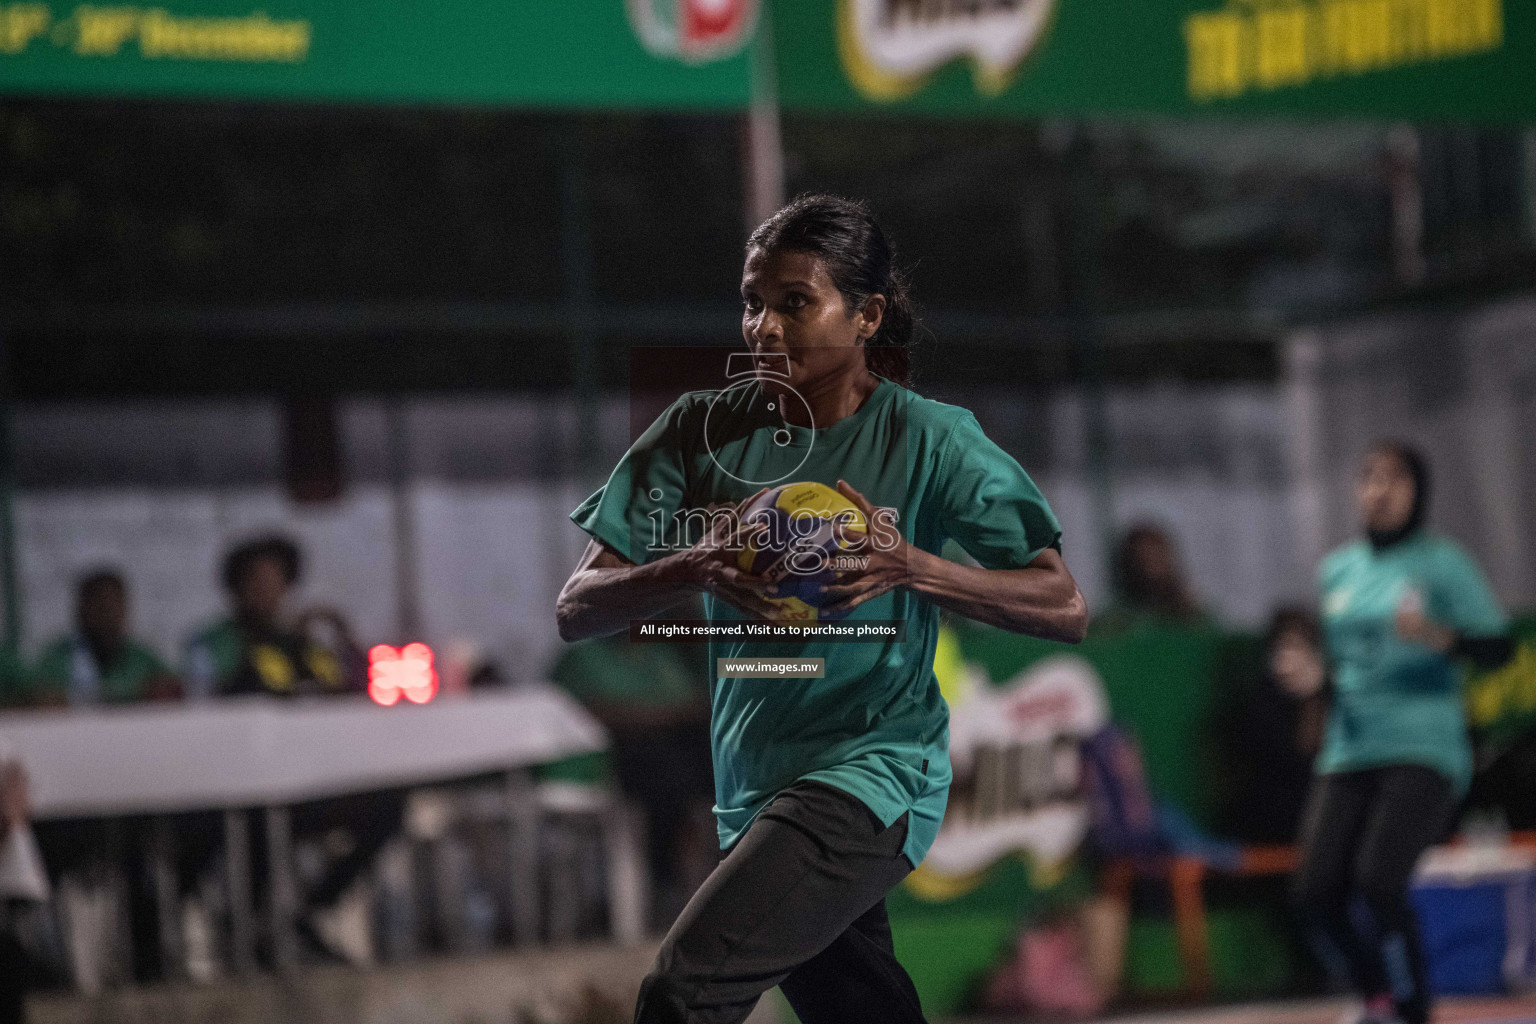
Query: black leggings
[
  {"left": 1291, "top": 766, "right": 1454, "bottom": 1024},
  {"left": 0, "top": 924, "right": 24, "bottom": 1024},
  {"left": 635, "top": 779, "right": 926, "bottom": 1024}
]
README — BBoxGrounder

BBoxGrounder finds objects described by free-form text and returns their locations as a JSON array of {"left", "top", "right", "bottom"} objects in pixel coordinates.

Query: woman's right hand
[{"left": 676, "top": 489, "right": 783, "bottom": 621}]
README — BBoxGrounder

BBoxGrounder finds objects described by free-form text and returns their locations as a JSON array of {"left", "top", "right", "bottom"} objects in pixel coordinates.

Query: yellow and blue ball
[{"left": 737, "top": 481, "right": 868, "bottom": 622}]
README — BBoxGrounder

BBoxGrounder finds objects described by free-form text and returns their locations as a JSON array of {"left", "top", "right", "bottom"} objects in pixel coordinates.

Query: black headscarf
[{"left": 1366, "top": 441, "right": 1431, "bottom": 552}]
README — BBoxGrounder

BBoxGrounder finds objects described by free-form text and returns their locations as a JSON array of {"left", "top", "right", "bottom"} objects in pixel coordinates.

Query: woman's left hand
[{"left": 804, "top": 480, "right": 914, "bottom": 619}]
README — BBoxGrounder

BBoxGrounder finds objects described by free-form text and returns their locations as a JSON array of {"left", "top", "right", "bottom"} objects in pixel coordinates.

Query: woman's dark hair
[
  {"left": 1112, "top": 522, "right": 1199, "bottom": 618},
  {"left": 1264, "top": 604, "right": 1322, "bottom": 653},
  {"left": 77, "top": 567, "right": 126, "bottom": 599},
  {"left": 747, "top": 194, "right": 916, "bottom": 386},
  {"left": 1363, "top": 438, "right": 1431, "bottom": 550},
  {"left": 222, "top": 535, "right": 302, "bottom": 592}
]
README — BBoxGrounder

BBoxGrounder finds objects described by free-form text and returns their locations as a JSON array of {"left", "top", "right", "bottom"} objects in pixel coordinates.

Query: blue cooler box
[{"left": 1411, "top": 846, "right": 1536, "bottom": 996}]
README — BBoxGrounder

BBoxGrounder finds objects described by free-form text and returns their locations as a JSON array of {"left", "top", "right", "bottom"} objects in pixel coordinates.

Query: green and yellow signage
[
  {"left": 0, "top": 0, "right": 758, "bottom": 108},
  {"left": 1, "top": 0, "right": 1532, "bottom": 119},
  {"left": 779, "top": 0, "right": 1533, "bottom": 120}
]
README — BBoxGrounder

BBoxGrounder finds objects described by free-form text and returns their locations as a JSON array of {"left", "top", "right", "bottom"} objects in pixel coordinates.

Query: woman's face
[
  {"left": 1356, "top": 449, "right": 1416, "bottom": 535},
  {"left": 1126, "top": 532, "right": 1176, "bottom": 593},
  {"left": 78, "top": 579, "right": 127, "bottom": 644},
  {"left": 740, "top": 246, "right": 883, "bottom": 394},
  {"left": 236, "top": 555, "right": 290, "bottom": 623}
]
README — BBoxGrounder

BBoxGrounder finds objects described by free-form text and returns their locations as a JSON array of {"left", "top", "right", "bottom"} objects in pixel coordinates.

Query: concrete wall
[{"left": 11, "top": 382, "right": 1303, "bottom": 677}]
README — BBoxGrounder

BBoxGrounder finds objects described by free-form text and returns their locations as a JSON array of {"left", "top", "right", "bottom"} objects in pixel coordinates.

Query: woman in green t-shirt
[
  {"left": 557, "top": 195, "right": 1087, "bottom": 1024},
  {"left": 1286, "top": 441, "right": 1513, "bottom": 1024}
]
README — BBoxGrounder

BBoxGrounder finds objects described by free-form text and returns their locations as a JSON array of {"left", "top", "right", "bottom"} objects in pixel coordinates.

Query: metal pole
[
  {"left": 1387, "top": 125, "right": 1426, "bottom": 285},
  {"left": 264, "top": 804, "right": 299, "bottom": 972},
  {"left": 1523, "top": 129, "right": 1536, "bottom": 245},
  {"left": 744, "top": 3, "right": 785, "bottom": 231},
  {"left": 1062, "top": 128, "right": 1117, "bottom": 561},
  {"left": 150, "top": 817, "right": 184, "bottom": 981},
  {"left": 504, "top": 769, "right": 542, "bottom": 947},
  {"left": 561, "top": 133, "right": 600, "bottom": 480},
  {"left": 1281, "top": 331, "right": 1330, "bottom": 581},
  {"left": 602, "top": 797, "right": 649, "bottom": 946},
  {"left": 224, "top": 808, "right": 256, "bottom": 974},
  {"left": 0, "top": 330, "right": 20, "bottom": 649},
  {"left": 387, "top": 401, "right": 420, "bottom": 640}
]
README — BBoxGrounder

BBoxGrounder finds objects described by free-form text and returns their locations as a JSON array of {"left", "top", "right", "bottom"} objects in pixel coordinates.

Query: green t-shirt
[
  {"left": 551, "top": 634, "right": 707, "bottom": 709},
  {"left": 0, "top": 645, "right": 30, "bottom": 707},
  {"left": 31, "top": 634, "right": 172, "bottom": 705},
  {"left": 541, "top": 634, "right": 709, "bottom": 785},
  {"left": 1318, "top": 531, "right": 1508, "bottom": 794},
  {"left": 569, "top": 376, "right": 1062, "bottom": 867}
]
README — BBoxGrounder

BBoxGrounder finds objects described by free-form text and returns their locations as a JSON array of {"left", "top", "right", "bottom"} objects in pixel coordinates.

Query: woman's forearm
[
  {"left": 556, "top": 552, "right": 702, "bottom": 642},
  {"left": 907, "top": 546, "right": 1088, "bottom": 642}
]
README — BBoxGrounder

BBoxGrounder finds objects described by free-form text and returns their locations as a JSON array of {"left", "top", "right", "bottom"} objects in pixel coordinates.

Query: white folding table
[{"left": 0, "top": 686, "right": 606, "bottom": 973}]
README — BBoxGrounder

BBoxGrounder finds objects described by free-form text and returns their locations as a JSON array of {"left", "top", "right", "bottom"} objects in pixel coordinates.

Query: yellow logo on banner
[
  {"left": 838, "top": 0, "right": 1058, "bottom": 101},
  {"left": 0, "top": 4, "right": 310, "bottom": 62},
  {"left": 1185, "top": 0, "right": 1503, "bottom": 102}
]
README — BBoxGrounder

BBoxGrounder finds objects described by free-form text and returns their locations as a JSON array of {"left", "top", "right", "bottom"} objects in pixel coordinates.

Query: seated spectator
[
  {"left": 28, "top": 570, "right": 178, "bottom": 707},
  {"left": 179, "top": 535, "right": 394, "bottom": 967},
  {"left": 24, "top": 573, "right": 175, "bottom": 982},
  {"left": 175, "top": 537, "right": 393, "bottom": 970},
  {"left": 548, "top": 630, "right": 714, "bottom": 925},
  {"left": 1092, "top": 523, "right": 1212, "bottom": 636},
  {"left": 184, "top": 536, "right": 353, "bottom": 698},
  {"left": 1215, "top": 606, "right": 1329, "bottom": 845}
]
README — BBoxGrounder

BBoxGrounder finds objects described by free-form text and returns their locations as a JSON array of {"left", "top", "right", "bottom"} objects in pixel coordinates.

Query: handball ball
[{"left": 736, "top": 481, "right": 868, "bottom": 622}]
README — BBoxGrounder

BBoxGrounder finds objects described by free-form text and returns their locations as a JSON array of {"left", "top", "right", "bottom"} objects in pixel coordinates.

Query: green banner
[
  {"left": 1, "top": 0, "right": 1532, "bottom": 118},
  {"left": 0, "top": 0, "right": 755, "bottom": 108},
  {"left": 777, "top": 0, "right": 1534, "bottom": 120}
]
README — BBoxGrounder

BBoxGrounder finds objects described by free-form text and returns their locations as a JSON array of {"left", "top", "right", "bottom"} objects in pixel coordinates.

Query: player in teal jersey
[
  {"left": 557, "top": 195, "right": 1087, "bottom": 1024},
  {"left": 1286, "top": 441, "right": 1514, "bottom": 1024}
]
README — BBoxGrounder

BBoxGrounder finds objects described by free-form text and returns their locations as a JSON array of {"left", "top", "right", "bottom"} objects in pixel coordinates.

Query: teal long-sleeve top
[{"left": 1317, "top": 530, "right": 1507, "bottom": 795}]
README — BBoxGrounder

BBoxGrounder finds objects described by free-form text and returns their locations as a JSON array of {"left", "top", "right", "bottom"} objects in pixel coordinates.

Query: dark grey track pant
[{"left": 634, "top": 779, "right": 928, "bottom": 1024}]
